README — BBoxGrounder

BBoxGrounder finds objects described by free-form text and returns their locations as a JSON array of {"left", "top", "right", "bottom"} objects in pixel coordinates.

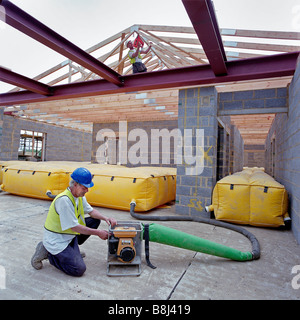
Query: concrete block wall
[
  {"left": 216, "top": 125, "right": 226, "bottom": 181},
  {"left": 91, "top": 120, "right": 178, "bottom": 166},
  {"left": 244, "top": 144, "right": 265, "bottom": 168},
  {"left": 218, "top": 88, "right": 288, "bottom": 114},
  {"left": 217, "top": 116, "right": 231, "bottom": 180},
  {"left": 265, "top": 127, "right": 276, "bottom": 177},
  {"left": 230, "top": 124, "right": 244, "bottom": 173},
  {"left": 0, "top": 116, "right": 92, "bottom": 161},
  {"left": 176, "top": 87, "right": 217, "bottom": 217},
  {"left": 218, "top": 87, "right": 288, "bottom": 172},
  {"left": 265, "top": 60, "right": 300, "bottom": 243}
]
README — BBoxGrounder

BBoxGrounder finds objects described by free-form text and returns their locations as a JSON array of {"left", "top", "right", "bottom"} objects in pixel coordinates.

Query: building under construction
[{"left": 0, "top": 0, "right": 300, "bottom": 300}]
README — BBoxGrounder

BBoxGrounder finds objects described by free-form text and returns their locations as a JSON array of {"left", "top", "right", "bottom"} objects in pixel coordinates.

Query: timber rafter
[{"left": 0, "top": 0, "right": 299, "bottom": 133}]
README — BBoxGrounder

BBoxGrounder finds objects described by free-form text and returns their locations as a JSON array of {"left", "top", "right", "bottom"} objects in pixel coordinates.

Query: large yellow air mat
[
  {"left": 0, "top": 161, "right": 21, "bottom": 185},
  {"left": 0, "top": 162, "right": 70, "bottom": 200},
  {"left": 85, "top": 166, "right": 176, "bottom": 211},
  {"left": 210, "top": 168, "right": 288, "bottom": 227},
  {"left": 0, "top": 161, "right": 176, "bottom": 212}
]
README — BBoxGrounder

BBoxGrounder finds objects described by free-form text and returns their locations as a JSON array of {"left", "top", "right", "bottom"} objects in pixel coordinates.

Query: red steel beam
[
  {"left": 0, "top": 52, "right": 298, "bottom": 106},
  {"left": 182, "top": 0, "right": 227, "bottom": 76},
  {"left": 0, "top": 66, "right": 51, "bottom": 95},
  {"left": 206, "top": 0, "right": 226, "bottom": 61},
  {"left": 0, "top": 0, "right": 122, "bottom": 86}
]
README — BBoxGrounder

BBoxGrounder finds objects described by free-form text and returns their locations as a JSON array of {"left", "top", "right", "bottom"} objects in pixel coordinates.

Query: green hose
[
  {"left": 130, "top": 201, "right": 260, "bottom": 262},
  {"left": 145, "top": 223, "right": 253, "bottom": 261}
]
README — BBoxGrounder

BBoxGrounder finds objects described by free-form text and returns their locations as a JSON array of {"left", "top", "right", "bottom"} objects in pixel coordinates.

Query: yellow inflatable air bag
[
  {"left": 211, "top": 168, "right": 288, "bottom": 227},
  {"left": 0, "top": 161, "right": 176, "bottom": 212}
]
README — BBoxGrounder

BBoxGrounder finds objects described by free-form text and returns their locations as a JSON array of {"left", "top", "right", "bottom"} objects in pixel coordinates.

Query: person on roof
[
  {"left": 31, "top": 167, "right": 117, "bottom": 277},
  {"left": 126, "top": 39, "right": 152, "bottom": 74}
]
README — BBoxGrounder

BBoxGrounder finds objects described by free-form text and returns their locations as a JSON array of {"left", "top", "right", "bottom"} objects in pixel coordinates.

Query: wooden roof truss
[{"left": 3, "top": 24, "right": 300, "bottom": 134}]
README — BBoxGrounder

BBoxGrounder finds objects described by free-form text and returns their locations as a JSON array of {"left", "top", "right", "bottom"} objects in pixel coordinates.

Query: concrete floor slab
[{"left": 0, "top": 192, "right": 300, "bottom": 300}]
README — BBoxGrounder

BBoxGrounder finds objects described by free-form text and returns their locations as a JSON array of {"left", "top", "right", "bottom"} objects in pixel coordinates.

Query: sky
[{"left": 0, "top": 0, "right": 299, "bottom": 93}]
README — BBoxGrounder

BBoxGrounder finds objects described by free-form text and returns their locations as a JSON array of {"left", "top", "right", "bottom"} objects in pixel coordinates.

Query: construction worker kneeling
[
  {"left": 126, "top": 39, "right": 151, "bottom": 74},
  {"left": 31, "top": 167, "right": 117, "bottom": 277}
]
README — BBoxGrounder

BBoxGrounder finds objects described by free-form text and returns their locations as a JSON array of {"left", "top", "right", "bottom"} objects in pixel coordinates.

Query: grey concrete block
[
  {"left": 199, "top": 86, "right": 215, "bottom": 96},
  {"left": 277, "top": 87, "right": 287, "bottom": 97},
  {"left": 219, "top": 92, "right": 233, "bottom": 102},
  {"left": 233, "top": 90, "right": 254, "bottom": 100},
  {"left": 254, "top": 88, "right": 276, "bottom": 99},
  {"left": 243, "top": 99, "right": 265, "bottom": 108},
  {"left": 223, "top": 100, "right": 243, "bottom": 109},
  {"left": 265, "top": 97, "right": 287, "bottom": 108}
]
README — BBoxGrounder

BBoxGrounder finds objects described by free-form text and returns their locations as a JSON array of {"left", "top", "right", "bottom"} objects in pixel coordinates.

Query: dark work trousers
[
  {"left": 132, "top": 62, "right": 147, "bottom": 74},
  {"left": 47, "top": 217, "right": 100, "bottom": 277}
]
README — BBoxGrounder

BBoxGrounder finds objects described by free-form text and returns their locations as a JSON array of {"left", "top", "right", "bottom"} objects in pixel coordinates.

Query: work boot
[{"left": 31, "top": 241, "right": 48, "bottom": 270}]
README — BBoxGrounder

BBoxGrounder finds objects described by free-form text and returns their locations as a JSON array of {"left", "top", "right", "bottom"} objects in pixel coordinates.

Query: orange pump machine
[
  {"left": 109, "top": 226, "right": 137, "bottom": 263},
  {"left": 107, "top": 221, "right": 143, "bottom": 276}
]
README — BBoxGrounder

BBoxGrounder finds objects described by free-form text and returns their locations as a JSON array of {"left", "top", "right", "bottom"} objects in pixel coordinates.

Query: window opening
[{"left": 18, "top": 130, "right": 46, "bottom": 161}]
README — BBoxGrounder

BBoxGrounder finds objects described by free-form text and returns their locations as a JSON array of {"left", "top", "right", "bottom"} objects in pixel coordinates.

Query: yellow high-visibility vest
[
  {"left": 128, "top": 50, "right": 142, "bottom": 64},
  {"left": 44, "top": 189, "right": 86, "bottom": 235}
]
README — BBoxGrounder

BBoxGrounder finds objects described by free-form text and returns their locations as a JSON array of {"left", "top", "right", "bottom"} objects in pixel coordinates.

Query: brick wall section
[
  {"left": 265, "top": 59, "right": 300, "bottom": 243},
  {"left": 218, "top": 88, "right": 288, "bottom": 114},
  {"left": 216, "top": 125, "right": 225, "bottom": 180},
  {"left": 230, "top": 124, "right": 244, "bottom": 173},
  {"left": 91, "top": 120, "right": 178, "bottom": 166},
  {"left": 217, "top": 116, "right": 231, "bottom": 179},
  {"left": 176, "top": 87, "right": 217, "bottom": 217},
  {"left": 216, "top": 116, "right": 244, "bottom": 176},
  {"left": 244, "top": 144, "right": 265, "bottom": 168},
  {"left": 265, "top": 130, "right": 275, "bottom": 177},
  {"left": 0, "top": 116, "right": 92, "bottom": 161}
]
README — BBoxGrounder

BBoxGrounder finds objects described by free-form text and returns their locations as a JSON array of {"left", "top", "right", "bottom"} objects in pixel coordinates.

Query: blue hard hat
[{"left": 71, "top": 167, "right": 94, "bottom": 188}]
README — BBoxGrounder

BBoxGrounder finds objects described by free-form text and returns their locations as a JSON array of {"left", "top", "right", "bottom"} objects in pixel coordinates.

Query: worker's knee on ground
[
  {"left": 64, "top": 255, "right": 87, "bottom": 277},
  {"left": 70, "top": 261, "right": 86, "bottom": 277}
]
